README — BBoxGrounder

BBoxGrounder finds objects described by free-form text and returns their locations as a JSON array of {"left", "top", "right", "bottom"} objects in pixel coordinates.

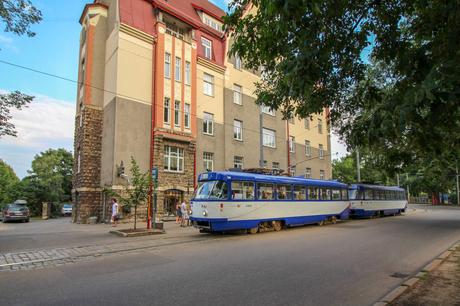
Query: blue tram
[
  {"left": 190, "top": 171, "right": 350, "bottom": 233},
  {"left": 349, "top": 184, "right": 407, "bottom": 218}
]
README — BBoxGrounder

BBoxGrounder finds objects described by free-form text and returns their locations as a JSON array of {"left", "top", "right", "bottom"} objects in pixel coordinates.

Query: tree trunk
[{"left": 134, "top": 205, "right": 137, "bottom": 230}]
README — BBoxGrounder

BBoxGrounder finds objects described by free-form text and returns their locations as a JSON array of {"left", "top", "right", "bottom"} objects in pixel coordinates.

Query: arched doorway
[{"left": 163, "top": 189, "right": 184, "bottom": 219}]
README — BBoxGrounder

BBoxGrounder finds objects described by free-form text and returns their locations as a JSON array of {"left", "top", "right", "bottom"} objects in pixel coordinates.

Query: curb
[{"left": 373, "top": 240, "right": 460, "bottom": 305}]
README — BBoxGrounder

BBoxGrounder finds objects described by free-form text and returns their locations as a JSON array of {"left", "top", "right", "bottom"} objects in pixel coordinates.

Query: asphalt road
[{"left": 1, "top": 205, "right": 460, "bottom": 306}]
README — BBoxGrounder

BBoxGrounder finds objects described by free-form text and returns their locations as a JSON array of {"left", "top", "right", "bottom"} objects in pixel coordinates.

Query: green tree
[
  {"left": 105, "top": 157, "right": 150, "bottom": 230},
  {"left": 20, "top": 148, "right": 73, "bottom": 215},
  {"left": 0, "top": 0, "right": 42, "bottom": 138},
  {"left": 0, "top": 159, "right": 19, "bottom": 207},
  {"left": 226, "top": 1, "right": 460, "bottom": 163}
]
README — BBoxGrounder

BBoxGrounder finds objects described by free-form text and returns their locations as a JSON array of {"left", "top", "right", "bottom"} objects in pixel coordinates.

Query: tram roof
[
  {"left": 350, "top": 183, "right": 405, "bottom": 191},
  {"left": 198, "top": 171, "right": 348, "bottom": 188}
]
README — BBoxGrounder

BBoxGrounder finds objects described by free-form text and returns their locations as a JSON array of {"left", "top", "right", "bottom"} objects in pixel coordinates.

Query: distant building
[{"left": 73, "top": 0, "right": 332, "bottom": 223}]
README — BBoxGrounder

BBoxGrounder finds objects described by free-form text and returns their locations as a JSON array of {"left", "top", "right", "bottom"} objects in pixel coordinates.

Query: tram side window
[
  {"left": 365, "top": 189, "right": 373, "bottom": 200},
  {"left": 293, "top": 185, "right": 307, "bottom": 200},
  {"left": 209, "top": 181, "right": 228, "bottom": 199},
  {"left": 341, "top": 189, "right": 348, "bottom": 200},
  {"left": 308, "top": 187, "right": 319, "bottom": 200},
  {"left": 257, "top": 183, "right": 274, "bottom": 200},
  {"left": 332, "top": 189, "right": 341, "bottom": 200},
  {"left": 231, "top": 181, "right": 254, "bottom": 200},
  {"left": 320, "top": 188, "right": 331, "bottom": 200},
  {"left": 277, "top": 184, "right": 292, "bottom": 200}
]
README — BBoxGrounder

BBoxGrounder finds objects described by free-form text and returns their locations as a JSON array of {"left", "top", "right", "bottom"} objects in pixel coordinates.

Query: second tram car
[
  {"left": 190, "top": 171, "right": 350, "bottom": 233},
  {"left": 349, "top": 184, "right": 407, "bottom": 218}
]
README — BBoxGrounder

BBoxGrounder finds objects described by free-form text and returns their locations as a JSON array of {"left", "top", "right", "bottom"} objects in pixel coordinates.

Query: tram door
[{"left": 163, "top": 189, "right": 184, "bottom": 217}]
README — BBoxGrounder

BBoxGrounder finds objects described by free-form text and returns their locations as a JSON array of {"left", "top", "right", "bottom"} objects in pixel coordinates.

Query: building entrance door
[{"left": 163, "top": 189, "right": 184, "bottom": 218}]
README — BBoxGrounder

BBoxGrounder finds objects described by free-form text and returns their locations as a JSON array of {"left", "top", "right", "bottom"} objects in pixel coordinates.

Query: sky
[{"left": 0, "top": 0, "right": 347, "bottom": 179}]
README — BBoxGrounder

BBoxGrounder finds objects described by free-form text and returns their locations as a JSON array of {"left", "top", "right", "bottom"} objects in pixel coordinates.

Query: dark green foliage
[
  {"left": 0, "top": 0, "right": 42, "bottom": 37},
  {"left": 0, "top": 91, "right": 34, "bottom": 138},
  {"left": 0, "top": 159, "right": 19, "bottom": 208}
]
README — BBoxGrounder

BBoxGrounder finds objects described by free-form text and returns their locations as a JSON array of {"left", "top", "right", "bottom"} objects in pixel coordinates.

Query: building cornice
[
  {"left": 197, "top": 56, "right": 226, "bottom": 74},
  {"left": 120, "top": 23, "right": 155, "bottom": 44},
  {"left": 79, "top": 3, "right": 108, "bottom": 25}
]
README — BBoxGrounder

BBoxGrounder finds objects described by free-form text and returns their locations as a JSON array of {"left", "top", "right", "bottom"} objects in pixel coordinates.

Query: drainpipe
[{"left": 286, "top": 120, "right": 291, "bottom": 175}]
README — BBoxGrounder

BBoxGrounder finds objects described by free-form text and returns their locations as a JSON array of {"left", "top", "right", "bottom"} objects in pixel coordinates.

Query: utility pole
[
  {"left": 406, "top": 173, "right": 410, "bottom": 201},
  {"left": 456, "top": 161, "right": 459, "bottom": 206},
  {"left": 356, "top": 148, "right": 361, "bottom": 182},
  {"left": 259, "top": 109, "right": 264, "bottom": 168}
]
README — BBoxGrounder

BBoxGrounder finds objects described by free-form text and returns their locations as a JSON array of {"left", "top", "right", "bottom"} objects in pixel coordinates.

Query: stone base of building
[{"left": 72, "top": 189, "right": 103, "bottom": 224}]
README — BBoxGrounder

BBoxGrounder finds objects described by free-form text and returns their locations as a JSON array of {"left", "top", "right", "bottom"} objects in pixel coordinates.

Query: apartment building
[{"left": 73, "top": 0, "right": 332, "bottom": 223}]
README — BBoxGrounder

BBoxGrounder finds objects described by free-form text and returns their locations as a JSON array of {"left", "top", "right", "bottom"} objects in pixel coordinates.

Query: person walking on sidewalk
[
  {"left": 176, "top": 202, "right": 182, "bottom": 224},
  {"left": 180, "top": 200, "right": 187, "bottom": 227},
  {"left": 111, "top": 198, "right": 119, "bottom": 227}
]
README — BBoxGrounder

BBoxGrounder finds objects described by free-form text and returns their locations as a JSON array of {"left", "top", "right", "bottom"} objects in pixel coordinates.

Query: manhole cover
[{"left": 391, "top": 272, "right": 410, "bottom": 278}]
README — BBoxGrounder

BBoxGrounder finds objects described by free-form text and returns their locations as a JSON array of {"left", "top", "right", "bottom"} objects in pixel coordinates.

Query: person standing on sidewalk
[
  {"left": 111, "top": 198, "right": 119, "bottom": 227},
  {"left": 180, "top": 200, "right": 187, "bottom": 227},
  {"left": 176, "top": 202, "right": 182, "bottom": 224}
]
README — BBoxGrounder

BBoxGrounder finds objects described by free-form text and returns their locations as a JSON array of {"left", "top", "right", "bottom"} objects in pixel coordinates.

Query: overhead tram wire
[{"left": 0, "top": 59, "right": 329, "bottom": 147}]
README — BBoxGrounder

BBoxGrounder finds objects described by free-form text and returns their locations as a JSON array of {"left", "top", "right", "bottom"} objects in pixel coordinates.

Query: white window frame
[
  {"left": 175, "top": 57, "right": 181, "bottom": 82},
  {"left": 289, "top": 136, "right": 295, "bottom": 153},
  {"left": 319, "top": 144, "right": 324, "bottom": 159},
  {"left": 305, "top": 168, "right": 312, "bottom": 179},
  {"left": 203, "top": 152, "right": 214, "bottom": 172},
  {"left": 235, "top": 54, "right": 242, "bottom": 70},
  {"left": 185, "top": 61, "right": 191, "bottom": 85},
  {"left": 203, "top": 112, "right": 214, "bottom": 135},
  {"left": 234, "top": 156, "right": 243, "bottom": 169},
  {"left": 233, "top": 84, "right": 242, "bottom": 105},
  {"left": 261, "top": 105, "right": 275, "bottom": 116},
  {"left": 164, "top": 146, "right": 184, "bottom": 173},
  {"left": 233, "top": 119, "right": 243, "bottom": 141},
  {"left": 201, "top": 37, "right": 212, "bottom": 60},
  {"left": 320, "top": 170, "right": 325, "bottom": 180},
  {"left": 318, "top": 118, "right": 323, "bottom": 134},
  {"left": 272, "top": 162, "right": 280, "bottom": 170},
  {"left": 305, "top": 140, "right": 311, "bottom": 156},
  {"left": 290, "top": 165, "right": 296, "bottom": 176},
  {"left": 184, "top": 103, "right": 191, "bottom": 129},
  {"left": 174, "top": 100, "right": 181, "bottom": 127},
  {"left": 203, "top": 73, "right": 214, "bottom": 96},
  {"left": 262, "top": 128, "right": 276, "bottom": 148},
  {"left": 164, "top": 97, "right": 170, "bottom": 125},
  {"left": 203, "top": 15, "right": 223, "bottom": 33},
  {"left": 164, "top": 53, "right": 171, "bottom": 79}
]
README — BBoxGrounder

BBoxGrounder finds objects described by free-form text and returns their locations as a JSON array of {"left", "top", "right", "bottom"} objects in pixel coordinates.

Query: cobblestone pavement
[{"left": 0, "top": 233, "right": 222, "bottom": 272}]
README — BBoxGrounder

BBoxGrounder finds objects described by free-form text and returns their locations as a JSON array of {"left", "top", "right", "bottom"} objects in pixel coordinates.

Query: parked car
[
  {"left": 61, "top": 203, "right": 73, "bottom": 216},
  {"left": 2, "top": 204, "right": 30, "bottom": 223}
]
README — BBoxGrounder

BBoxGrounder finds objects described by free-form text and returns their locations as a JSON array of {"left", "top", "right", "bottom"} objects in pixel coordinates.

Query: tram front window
[{"left": 195, "top": 180, "right": 228, "bottom": 200}]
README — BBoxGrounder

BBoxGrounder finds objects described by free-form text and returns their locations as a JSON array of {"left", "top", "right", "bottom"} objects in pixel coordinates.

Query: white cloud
[
  {"left": 0, "top": 34, "right": 17, "bottom": 52},
  {"left": 0, "top": 93, "right": 75, "bottom": 149},
  {"left": 331, "top": 132, "right": 349, "bottom": 160}
]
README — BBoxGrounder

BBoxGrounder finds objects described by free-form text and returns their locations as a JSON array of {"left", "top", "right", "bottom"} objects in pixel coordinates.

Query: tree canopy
[
  {"left": 0, "top": 0, "right": 42, "bottom": 37},
  {"left": 226, "top": 0, "right": 460, "bottom": 169},
  {"left": 0, "top": 159, "right": 19, "bottom": 206}
]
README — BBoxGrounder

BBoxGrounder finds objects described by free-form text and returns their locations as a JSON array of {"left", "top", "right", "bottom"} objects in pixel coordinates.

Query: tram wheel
[
  {"left": 272, "top": 221, "right": 282, "bottom": 231},
  {"left": 248, "top": 227, "right": 259, "bottom": 234}
]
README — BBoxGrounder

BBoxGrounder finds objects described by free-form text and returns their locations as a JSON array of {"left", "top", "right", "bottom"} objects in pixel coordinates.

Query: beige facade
[{"left": 73, "top": 0, "right": 332, "bottom": 224}]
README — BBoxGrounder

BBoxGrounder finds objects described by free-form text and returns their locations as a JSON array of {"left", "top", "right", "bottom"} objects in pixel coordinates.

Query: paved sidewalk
[
  {"left": 391, "top": 244, "right": 460, "bottom": 305},
  {"left": 0, "top": 222, "right": 215, "bottom": 272}
]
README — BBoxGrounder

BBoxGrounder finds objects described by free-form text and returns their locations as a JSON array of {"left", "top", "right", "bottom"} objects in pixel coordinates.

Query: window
[
  {"left": 164, "top": 146, "right": 184, "bottom": 172},
  {"left": 263, "top": 160, "right": 268, "bottom": 168},
  {"left": 77, "top": 150, "right": 81, "bottom": 174},
  {"left": 233, "top": 84, "right": 242, "bottom": 105},
  {"left": 289, "top": 136, "right": 295, "bottom": 152},
  {"left": 305, "top": 140, "right": 312, "bottom": 156},
  {"left": 201, "top": 37, "right": 212, "bottom": 59},
  {"left": 290, "top": 165, "right": 296, "bottom": 176},
  {"left": 184, "top": 103, "right": 191, "bottom": 129},
  {"left": 308, "top": 187, "right": 319, "bottom": 200},
  {"left": 318, "top": 118, "right": 323, "bottom": 134},
  {"left": 174, "top": 100, "right": 180, "bottom": 127},
  {"left": 231, "top": 181, "right": 254, "bottom": 200},
  {"left": 185, "top": 61, "right": 191, "bottom": 85},
  {"left": 175, "top": 57, "right": 181, "bottom": 82},
  {"left": 164, "top": 98, "right": 170, "bottom": 124},
  {"left": 294, "top": 185, "right": 307, "bottom": 200},
  {"left": 203, "top": 73, "right": 214, "bottom": 96},
  {"left": 164, "top": 53, "right": 171, "bottom": 78},
  {"left": 233, "top": 120, "right": 243, "bottom": 140},
  {"left": 341, "top": 189, "right": 348, "bottom": 200},
  {"left": 203, "top": 152, "right": 214, "bottom": 171},
  {"left": 319, "top": 170, "right": 325, "bottom": 180},
  {"left": 257, "top": 183, "right": 274, "bottom": 200},
  {"left": 304, "top": 118, "right": 310, "bottom": 129},
  {"left": 261, "top": 105, "right": 275, "bottom": 116},
  {"left": 195, "top": 180, "right": 228, "bottom": 200},
  {"left": 235, "top": 54, "right": 242, "bottom": 70},
  {"left": 277, "top": 184, "right": 292, "bottom": 200},
  {"left": 332, "top": 189, "right": 341, "bottom": 200},
  {"left": 320, "top": 188, "right": 331, "bottom": 200},
  {"left": 272, "top": 162, "right": 280, "bottom": 170},
  {"left": 305, "top": 168, "right": 312, "bottom": 179},
  {"left": 365, "top": 189, "right": 373, "bottom": 200},
  {"left": 319, "top": 144, "right": 324, "bottom": 159},
  {"left": 262, "top": 128, "right": 276, "bottom": 148},
  {"left": 234, "top": 156, "right": 243, "bottom": 169},
  {"left": 203, "top": 15, "right": 223, "bottom": 32},
  {"left": 203, "top": 112, "right": 214, "bottom": 135}
]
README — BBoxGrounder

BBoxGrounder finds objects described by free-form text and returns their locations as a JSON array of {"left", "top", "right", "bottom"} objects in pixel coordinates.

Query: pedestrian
[
  {"left": 111, "top": 198, "right": 119, "bottom": 227},
  {"left": 176, "top": 202, "right": 182, "bottom": 224},
  {"left": 180, "top": 200, "right": 187, "bottom": 227}
]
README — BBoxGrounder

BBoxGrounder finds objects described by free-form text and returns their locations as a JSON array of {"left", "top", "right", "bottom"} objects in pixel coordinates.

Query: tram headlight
[{"left": 202, "top": 209, "right": 208, "bottom": 217}]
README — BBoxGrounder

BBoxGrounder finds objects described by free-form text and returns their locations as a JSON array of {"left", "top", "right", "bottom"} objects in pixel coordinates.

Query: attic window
[{"left": 203, "top": 14, "right": 223, "bottom": 32}]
